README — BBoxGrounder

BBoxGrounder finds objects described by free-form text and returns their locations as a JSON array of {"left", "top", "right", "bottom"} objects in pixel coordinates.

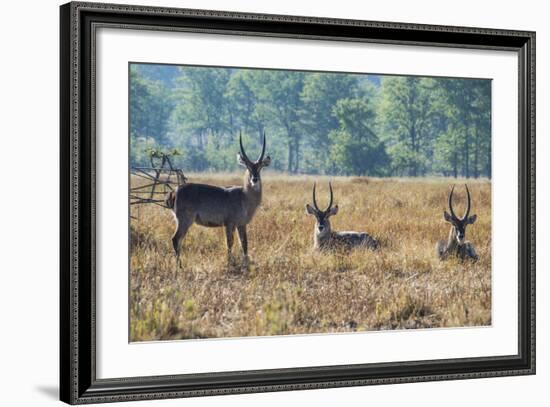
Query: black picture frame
[{"left": 60, "top": 1, "right": 536, "bottom": 404}]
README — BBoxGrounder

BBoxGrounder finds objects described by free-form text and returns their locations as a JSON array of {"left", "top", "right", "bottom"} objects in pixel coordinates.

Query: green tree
[
  {"left": 435, "top": 78, "right": 491, "bottom": 178},
  {"left": 300, "top": 73, "right": 360, "bottom": 171},
  {"left": 377, "top": 77, "right": 439, "bottom": 176},
  {"left": 168, "top": 67, "right": 233, "bottom": 169},
  {"left": 129, "top": 67, "right": 174, "bottom": 147},
  {"left": 225, "top": 70, "right": 267, "bottom": 137},
  {"left": 249, "top": 70, "right": 306, "bottom": 173},
  {"left": 129, "top": 63, "right": 491, "bottom": 178},
  {"left": 329, "top": 98, "right": 388, "bottom": 176}
]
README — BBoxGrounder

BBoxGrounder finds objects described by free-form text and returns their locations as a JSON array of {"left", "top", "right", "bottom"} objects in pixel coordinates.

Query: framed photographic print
[{"left": 60, "top": 1, "right": 535, "bottom": 404}]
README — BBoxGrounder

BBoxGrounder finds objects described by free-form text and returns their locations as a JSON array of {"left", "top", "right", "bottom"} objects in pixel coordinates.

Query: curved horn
[
  {"left": 463, "top": 184, "right": 471, "bottom": 220},
  {"left": 239, "top": 132, "right": 252, "bottom": 164},
  {"left": 257, "top": 132, "right": 266, "bottom": 163},
  {"left": 327, "top": 182, "right": 334, "bottom": 212},
  {"left": 448, "top": 185, "right": 458, "bottom": 220},
  {"left": 312, "top": 182, "right": 320, "bottom": 211}
]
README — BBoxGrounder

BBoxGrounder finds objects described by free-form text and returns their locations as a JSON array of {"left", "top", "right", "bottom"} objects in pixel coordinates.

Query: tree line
[{"left": 130, "top": 64, "right": 491, "bottom": 178}]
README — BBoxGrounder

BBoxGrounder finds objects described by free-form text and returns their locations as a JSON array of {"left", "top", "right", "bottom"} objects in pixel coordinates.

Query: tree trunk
[
  {"left": 293, "top": 136, "right": 300, "bottom": 173},
  {"left": 410, "top": 124, "right": 417, "bottom": 177},
  {"left": 287, "top": 138, "right": 293, "bottom": 173},
  {"left": 473, "top": 124, "right": 479, "bottom": 178},
  {"left": 196, "top": 130, "right": 203, "bottom": 149},
  {"left": 453, "top": 151, "right": 458, "bottom": 178},
  {"left": 464, "top": 125, "right": 470, "bottom": 179}
]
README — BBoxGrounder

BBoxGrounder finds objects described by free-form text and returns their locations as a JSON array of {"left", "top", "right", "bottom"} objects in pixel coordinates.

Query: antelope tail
[{"left": 165, "top": 190, "right": 176, "bottom": 210}]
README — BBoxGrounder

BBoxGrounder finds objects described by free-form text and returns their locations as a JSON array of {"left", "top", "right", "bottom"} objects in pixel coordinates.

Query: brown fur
[
  {"left": 437, "top": 227, "right": 478, "bottom": 261},
  {"left": 306, "top": 182, "right": 378, "bottom": 252},
  {"left": 437, "top": 185, "right": 479, "bottom": 261},
  {"left": 169, "top": 134, "right": 271, "bottom": 263}
]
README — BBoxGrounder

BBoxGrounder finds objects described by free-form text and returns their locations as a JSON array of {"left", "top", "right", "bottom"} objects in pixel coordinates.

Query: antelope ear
[
  {"left": 467, "top": 214, "right": 477, "bottom": 224},
  {"left": 444, "top": 211, "right": 453, "bottom": 223},
  {"left": 305, "top": 204, "right": 315, "bottom": 215},
  {"left": 260, "top": 155, "right": 271, "bottom": 168},
  {"left": 327, "top": 205, "right": 339, "bottom": 217},
  {"left": 237, "top": 153, "right": 247, "bottom": 167}
]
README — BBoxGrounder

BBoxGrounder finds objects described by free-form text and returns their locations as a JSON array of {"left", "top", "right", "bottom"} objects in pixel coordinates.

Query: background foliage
[{"left": 130, "top": 64, "right": 491, "bottom": 178}]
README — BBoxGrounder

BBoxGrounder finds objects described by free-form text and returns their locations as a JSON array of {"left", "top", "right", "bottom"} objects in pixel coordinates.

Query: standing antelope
[
  {"left": 305, "top": 182, "right": 379, "bottom": 251},
  {"left": 165, "top": 133, "right": 271, "bottom": 263},
  {"left": 436, "top": 184, "right": 479, "bottom": 261}
]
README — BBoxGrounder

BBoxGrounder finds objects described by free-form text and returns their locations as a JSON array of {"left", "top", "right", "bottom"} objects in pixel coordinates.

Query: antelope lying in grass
[
  {"left": 305, "top": 182, "right": 379, "bottom": 251},
  {"left": 165, "top": 133, "right": 271, "bottom": 264},
  {"left": 436, "top": 184, "right": 479, "bottom": 261}
]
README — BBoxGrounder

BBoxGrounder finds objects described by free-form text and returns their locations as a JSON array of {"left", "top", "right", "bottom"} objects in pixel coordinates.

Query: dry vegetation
[{"left": 130, "top": 174, "right": 491, "bottom": 342}]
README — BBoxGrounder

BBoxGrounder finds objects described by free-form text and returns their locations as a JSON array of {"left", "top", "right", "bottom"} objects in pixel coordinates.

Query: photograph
[
  {"left": 58, "top": 2, "right": 536, "bottom": 403},
  {"left": 129, "top": 63, "right": 492, "bottom": 342}
]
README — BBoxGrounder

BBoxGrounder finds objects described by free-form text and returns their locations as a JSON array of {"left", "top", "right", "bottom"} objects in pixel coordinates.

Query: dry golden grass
[{"left": 129, "top": 174, "right": 491, "bottom": 342}]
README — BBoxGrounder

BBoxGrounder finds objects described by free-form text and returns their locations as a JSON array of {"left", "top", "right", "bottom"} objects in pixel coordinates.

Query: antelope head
[
  {"left": 444, "top": 184, "right": 477, "bottom": 245},
  {"left": 305, "top": 182, "right": 339, "bottom": 239},
  {"left": 237, "top": 132, "right": 271, "bottom": 191}
]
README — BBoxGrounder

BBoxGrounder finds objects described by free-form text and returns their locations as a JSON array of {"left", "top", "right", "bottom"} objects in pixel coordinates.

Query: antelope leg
[
  {"left": 237, "top": 226, "right": 248, "bottom": 257},
  {"left": 172, "top": 217, "right": 193, "bottom": 265},
  {"left": 225, "top": 225, "right": 236, "bottom": 259}
]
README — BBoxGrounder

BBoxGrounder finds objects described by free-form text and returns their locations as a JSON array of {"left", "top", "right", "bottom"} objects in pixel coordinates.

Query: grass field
[{"left": 129, "top": 174, "right": 491, "bottom": 342}]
